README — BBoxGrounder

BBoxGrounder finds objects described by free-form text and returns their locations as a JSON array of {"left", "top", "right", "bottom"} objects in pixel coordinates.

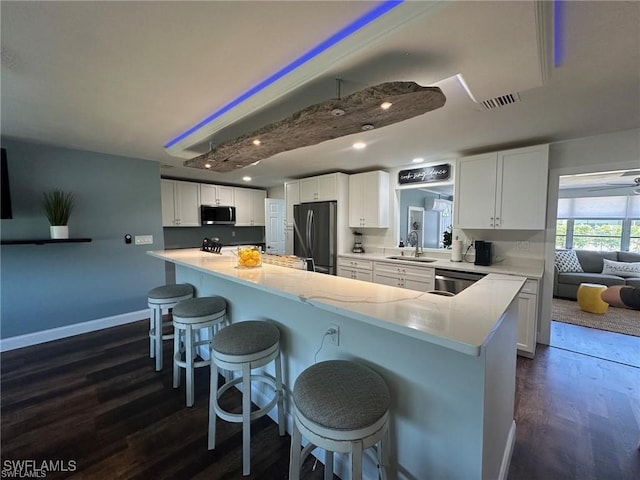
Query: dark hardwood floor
[{"left": 1, "top": 319, "right": 639, "bottom": 479}]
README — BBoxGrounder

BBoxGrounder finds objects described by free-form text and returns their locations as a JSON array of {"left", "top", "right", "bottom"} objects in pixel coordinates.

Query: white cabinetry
[
  {"left": 349, "top": 171, "right": 390, "bottom": 228},
  {"left": 455, "top": 145, "right": 549, "bottom": 230},
  {"left": 373, "top": 261, "right": 434, "bottom": 291},
  {"left": 300, "top": 173, "right": 340, "bottom": 202},
  {"left": 517, "top": 279, "right": 538, "bottom": 357},
  {"left": 234, "top": 187, "right": 267, "bottom": 226},
  {"left": 161, "top": 179, "right": 200, "bottom": 227},
  {"left": 337, "top": 257, "right": 373, "bottom": 282},
  {"left": 200, "top": 184, "right": 234, "bottom": 206},
  {"left": 284, "top": 181, "right": 300, "bottom": 254}
]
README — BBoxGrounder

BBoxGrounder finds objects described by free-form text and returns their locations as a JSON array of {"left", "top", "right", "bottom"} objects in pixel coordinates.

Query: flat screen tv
[{"left": 1, "top": 148, "right": 13, "bottom": 219}]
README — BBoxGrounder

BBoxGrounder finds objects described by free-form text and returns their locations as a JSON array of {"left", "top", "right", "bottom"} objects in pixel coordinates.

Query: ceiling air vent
[{"left": 480, "top": 93, "right": 521, "bottom": 110}]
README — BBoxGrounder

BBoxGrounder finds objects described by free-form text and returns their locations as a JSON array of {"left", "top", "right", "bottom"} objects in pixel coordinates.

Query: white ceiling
[{"left": 1, "top": 1, "right": 639, "bottom": 189}]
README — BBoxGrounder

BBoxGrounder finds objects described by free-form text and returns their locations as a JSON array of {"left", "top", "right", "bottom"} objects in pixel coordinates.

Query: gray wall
[{"left": 0, "top": 139, "right": 165, "bottom": 338}]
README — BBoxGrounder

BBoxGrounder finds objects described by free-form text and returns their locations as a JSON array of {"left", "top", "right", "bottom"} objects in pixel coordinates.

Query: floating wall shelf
[{"left": 1, "top": 238, "right": 92, "bottom": 245}]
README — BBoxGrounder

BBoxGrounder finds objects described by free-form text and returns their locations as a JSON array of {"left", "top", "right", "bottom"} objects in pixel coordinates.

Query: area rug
[{"left": 552, "top": 297, "right": 640, "bottom": 337}]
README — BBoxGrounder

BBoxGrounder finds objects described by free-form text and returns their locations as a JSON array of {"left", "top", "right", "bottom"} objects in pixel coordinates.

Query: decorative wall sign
[{"left": 398, "top": 163, "right": 451, "bottom": 185}]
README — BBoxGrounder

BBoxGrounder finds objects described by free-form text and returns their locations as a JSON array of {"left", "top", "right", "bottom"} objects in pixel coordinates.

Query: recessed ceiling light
[
  {"left": 380, "top": 101, "right": 392, "bottom": 110},
  {"left": 242, "top": 176, "right": 252, "bottom": 182},
  {"left": 352, "top": 142, "right": 367, "bottom": 150},
  {"left": 204, "top": 163, "right": 211, "bottom": 168},
  {"left": 361, "top": 124, "right": 375, "bottom": 131},
  {"left": 253, "top": 139, "right": 261, "bottom": 146},
  {"left": 412, "top": 158, "right": 424, "bottom": 163}
]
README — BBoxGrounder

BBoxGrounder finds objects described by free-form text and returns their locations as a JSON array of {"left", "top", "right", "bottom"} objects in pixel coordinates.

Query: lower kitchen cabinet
[
  {"left": 517, "top": 279, "right": 539, "bottom": 357},
  {"left": 373, "top": 261, "right": 435, "bottom": 291},
  {"left": 337, "top": 257, "right": 373, "bottom": 281}
]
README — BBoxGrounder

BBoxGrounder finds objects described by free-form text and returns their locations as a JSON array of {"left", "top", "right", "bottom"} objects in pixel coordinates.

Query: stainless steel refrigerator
[{"left": 293, "top": 201, "right": 337, "bottom": 275}]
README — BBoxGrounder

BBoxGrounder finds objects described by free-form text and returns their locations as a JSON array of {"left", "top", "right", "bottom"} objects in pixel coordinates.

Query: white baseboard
[
  {"left": 0, "top": 309, "right": 148, "bottom": 352},
  {"left": 499, "top": 420, "right": 517, "bottom": 480}
]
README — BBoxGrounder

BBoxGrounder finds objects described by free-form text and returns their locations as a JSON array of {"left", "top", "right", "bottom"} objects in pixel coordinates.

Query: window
[
  {"left": 572, "top": 219, "right": 623, "bottom": 251},
  {"left": 555, "top": 219, "right": 568, "bottom": 249},
  {"left": 631, "top": 220, "right": 640, "bottom": 251},
  {"left": 556, "top": 195, "right": 639, "bottom": 252}
]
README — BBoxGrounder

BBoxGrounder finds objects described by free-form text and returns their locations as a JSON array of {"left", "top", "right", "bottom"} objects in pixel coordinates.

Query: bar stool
[
  {"left": 289, "top": 360, "right": 391, "bottom": 480},
  {"left": 208, "top": 320, "right": 285, "bottom": 476},
  {"left": 147, "top": 283, "right": 194, "bottom": 371},
  {"left": 172, "top": 296, "right": 227, "bottom": 407}
]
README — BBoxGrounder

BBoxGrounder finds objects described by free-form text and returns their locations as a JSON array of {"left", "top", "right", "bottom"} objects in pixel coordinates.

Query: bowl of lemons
[{"left": 236, "top": 246, "right": 262, "bottom": 268}]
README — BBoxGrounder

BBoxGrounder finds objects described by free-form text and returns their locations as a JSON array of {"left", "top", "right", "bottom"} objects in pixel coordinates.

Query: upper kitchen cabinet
[
  {"left": 454, "top": 145, "right": 549, "bottom": 230},
  {"left": 161, "top": 179, "right": 200, "bottom": 227},
  {"left": 300, "top": 173, "right": 344, "bottom": 202},
  {"left": 200, "top": 184, "right": 234, "bottom": 206},
  {"left": 284, "top": 180, "right": 300, "bottom": 228},
  {"left": 349, "top": 171, "right": 390, "bottom": 228},
  {"left": 234, "top": 187, "right": 267, "bottom": 226}
]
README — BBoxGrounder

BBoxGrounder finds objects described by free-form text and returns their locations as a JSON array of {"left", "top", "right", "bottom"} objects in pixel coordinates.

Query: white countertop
[
  {"left": 148, "top": 248, "right": 526, "bottom": 356},
  {"left": 338, "top": 252, "right": 544, "bottom": 278}
]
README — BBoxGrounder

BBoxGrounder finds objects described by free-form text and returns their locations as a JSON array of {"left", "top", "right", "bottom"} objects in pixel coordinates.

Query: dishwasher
[{"left": 433, "top": 268, "right": 486, "bottom": 295}]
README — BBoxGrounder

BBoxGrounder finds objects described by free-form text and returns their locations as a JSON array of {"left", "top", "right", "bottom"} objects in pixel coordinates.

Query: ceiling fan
[{"left": 588, "top": 175, "right": 640, "bottom": 194}]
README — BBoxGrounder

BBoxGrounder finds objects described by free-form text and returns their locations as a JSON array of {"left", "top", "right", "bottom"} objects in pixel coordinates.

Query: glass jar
[{"left": 236, "top": 246, "right": 262, "bottom": 268}]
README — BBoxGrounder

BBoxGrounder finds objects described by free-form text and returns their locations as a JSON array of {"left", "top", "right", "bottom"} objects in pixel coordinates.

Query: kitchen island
[{"left": 148, "top": 248, "right": 525, "bottom": 480}]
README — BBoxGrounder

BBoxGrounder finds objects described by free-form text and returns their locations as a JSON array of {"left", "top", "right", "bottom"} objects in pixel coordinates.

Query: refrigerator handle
[{"left": 307, "top": 209, "right": 314, "bottom": 256}]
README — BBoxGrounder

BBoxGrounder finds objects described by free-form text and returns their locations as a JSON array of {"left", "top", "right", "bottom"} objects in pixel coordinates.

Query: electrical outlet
[
  {"left": 327, "top": 324, "right": 339, "bottom": 346},
  {"left": 517, "top": 241, "right": 530, "bottom": 250},
  {"left": 134, "top": 235, "right": 153, "bottom": 245}
]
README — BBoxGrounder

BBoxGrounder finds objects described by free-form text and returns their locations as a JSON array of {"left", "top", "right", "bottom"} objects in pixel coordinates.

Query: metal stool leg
[
  {"left": 242, "top": 362, "right": 252, "bottom": 475},
  {"left": 352, "top": 440, "right": 363, "bottom": 480},
  {"left": 154, "top": 306, "right": 164, "bottom": 371},
  {"left": 186, "top": 324, "right": 195, "bottom": 407},
  {"left": 149, "top": 310, "right": 155, "bottom": 358},
  {"left": 289, "top": 421, "right": 302, "bottom": 479},
  {"left": 324, "top": 450, "right": 334, "bottom": 480},
  {"left": 275, "top": 352, "right": 285, "bottom": 436},
  {"left": 173, "top": 327, "right": 181, "bottom": 388},
  {"left": 208, "top": 357, "right": 217, "bottom": 450}
]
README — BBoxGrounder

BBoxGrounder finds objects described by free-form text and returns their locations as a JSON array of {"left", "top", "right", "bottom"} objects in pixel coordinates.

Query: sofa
[{"left": 554, "top": 249, "right": 640, "bottom": 299}]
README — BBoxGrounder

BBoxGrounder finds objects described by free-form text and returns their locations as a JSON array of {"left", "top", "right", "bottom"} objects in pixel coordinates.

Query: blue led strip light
[
  {"left": 164, "top": 0, "right": 404, "bottom": 149},
  {"left": 553, "top": 0, "right": 564, "bottom": 67}
]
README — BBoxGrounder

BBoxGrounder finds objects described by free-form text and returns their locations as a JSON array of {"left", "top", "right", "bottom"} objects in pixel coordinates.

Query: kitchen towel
[{"left": 451, "top": 240, "right": 463, "bottom": 262}]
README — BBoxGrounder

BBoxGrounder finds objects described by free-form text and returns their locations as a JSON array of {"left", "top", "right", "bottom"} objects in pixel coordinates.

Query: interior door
[{"left": 265, "top": 198, "right": 285, "bottom": 254}]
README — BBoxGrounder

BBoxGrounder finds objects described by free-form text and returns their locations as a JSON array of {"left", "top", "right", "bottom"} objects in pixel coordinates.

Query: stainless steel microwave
[{"left": 200, "top": 205, "right": 236, "bottom": 225}]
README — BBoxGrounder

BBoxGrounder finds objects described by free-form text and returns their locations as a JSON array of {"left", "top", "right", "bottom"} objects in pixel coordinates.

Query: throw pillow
[
  {"left": 601, "top": 259, "right": 640, "bottom": 278},
  {"left": 555, "top": 250, "right": 584, "bottom": 273}
]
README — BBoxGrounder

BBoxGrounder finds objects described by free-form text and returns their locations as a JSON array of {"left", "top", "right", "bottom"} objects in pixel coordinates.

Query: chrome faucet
[{"left": 407, "top": 231, "right": 421, "bottom": 257}]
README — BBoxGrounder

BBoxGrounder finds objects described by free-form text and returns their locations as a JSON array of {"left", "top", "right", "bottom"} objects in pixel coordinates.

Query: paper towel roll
[{"left": 451, "top": 240, "right": 463, "bottom": 262}]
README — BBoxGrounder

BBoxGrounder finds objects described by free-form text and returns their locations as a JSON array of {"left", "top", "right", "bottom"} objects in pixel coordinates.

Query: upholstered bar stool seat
[
  {"left": 289, "top": 360, "right": 391, "bottom": 480},
  {"left": 172, "top": 296, "right": 227, "bottom": 407},
  {"left": 147, "top": 283, "right": 194, "bottom": 371},
  {"left": 208, "top": 320, "right": 284, "bottom": 476}
]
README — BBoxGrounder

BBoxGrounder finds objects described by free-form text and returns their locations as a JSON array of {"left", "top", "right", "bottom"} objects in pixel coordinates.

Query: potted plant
[
  {"left": 442, "top": 225, "right": 453, "bottom": 249},
  {"left": 43, "top": 190, "right": 75, "bottom": 239}
]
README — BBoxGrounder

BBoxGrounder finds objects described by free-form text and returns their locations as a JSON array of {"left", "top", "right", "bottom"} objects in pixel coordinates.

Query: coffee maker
[
  {"left": 352, "top": 232, "right": 365, "bottom": 254},
  {"left": 474, "top": 241, "right": 493, "bottom": 266}
]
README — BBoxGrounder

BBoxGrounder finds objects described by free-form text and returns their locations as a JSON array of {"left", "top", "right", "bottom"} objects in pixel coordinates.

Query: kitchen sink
[{"left": 385, "top": 256, "right": 437, "bottom": 263}]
